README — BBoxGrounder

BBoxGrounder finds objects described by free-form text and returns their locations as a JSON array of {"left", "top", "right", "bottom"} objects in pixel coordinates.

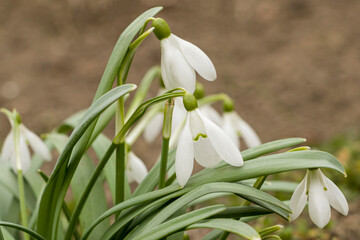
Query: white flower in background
[
  {"left": 176, "top": 94, "right": 243, "bottom": 187},
  {"left": 127, "top": 151, "right": 148, "bottom": 184},
  {"left": 1, "top": 121, "right": 51, "bottom": 172},
  {"left": 200, "top": 105, "right": 222, "bottom": 126},
  {"left": 223, "top": 111, "right": 261, "bottom": 149},
  {"left": 289, "top": 169, "right": 348, "bottom": 228},
  {"left": 152, "top": 18, "right": 216, "bottom": 93}
]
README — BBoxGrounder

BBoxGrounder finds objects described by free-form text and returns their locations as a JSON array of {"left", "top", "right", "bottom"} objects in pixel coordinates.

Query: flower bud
[
  {"left": 193, "top": 83, "right": 205, "bottom": 99},
  {"left": 223, "top": 98, "right": 234, "bottom": 112},
  {"left": 152, "top": 18, "right": 171, "bottom": 40},
  {"left": 183, "top": 93, "right": 198, "bottom": 111}
]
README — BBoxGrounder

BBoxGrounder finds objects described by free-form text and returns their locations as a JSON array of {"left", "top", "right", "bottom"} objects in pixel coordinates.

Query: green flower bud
[
  {"left": 183, "top": 93, "right": 198, "bottom": 111},
  {"left": 193, "top": 83, "right": 205, "bottom": 99},
  {"left": 223, "top": 98, "right": 234, "bottom": 112},
  {"left": 152, "top": 18, "right": 171, "bottom": 40}
]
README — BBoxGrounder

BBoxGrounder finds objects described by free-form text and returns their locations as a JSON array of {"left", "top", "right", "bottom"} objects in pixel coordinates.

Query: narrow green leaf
[
  {"left": 37, "top": 85, "right": 136, "bottom": 239},
  {"left": 0, "top": 222, "right": 46, "bottom": 240},
  {"left": 187, "top": 150, "right": 345, "bottom": 188},
  {"left": 242, "top": 180, "right": 298, "bottom": 193},
  {"left": 93, "top": 7, "right": 163, "bottom": 101},
  {"left": 139, "top": 182, "right": 289, "bottom": 234},
  {"left": 130, "top": 205, "right": 226, "bottom": 240},
  {"left": 259, "top": 225, "right": 283, "bottom": 237},
  {"left": 71, "top": 155, "right": 109, "bottom": 240},
  {"left": 210, "top": 206, "right": 272, "bottom": 219},
  {"left": 126, "top": 66, "right": 161, "bottom": 119},
  {"left": 186, "top": 219, "right": 260, "bottom": 240},
  {"left": 83, "top": 149, "right": 343, "bottom": 238}
]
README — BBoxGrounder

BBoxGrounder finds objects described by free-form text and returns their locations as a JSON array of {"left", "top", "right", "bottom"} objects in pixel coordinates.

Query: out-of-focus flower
[
  {"left": 175, "top": 94, "right": 243, "bottom": 187},
  {"left": 290, "top": 169, "right": 349, "bottom": 228},
  {"left": 223, "top": 111, "right": 261, "bottom": 149},
  {"left": 1, "top": 110, "right": 51, "bottom": 172},
  {"left": 152, "top": 18, "right": 216, "bottom": 93},
  {"left": 127, "top": 151, "right": 148, "bottom": 184}
]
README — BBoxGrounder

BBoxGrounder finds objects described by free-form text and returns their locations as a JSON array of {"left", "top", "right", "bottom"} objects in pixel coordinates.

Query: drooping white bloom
[
  {"left": 176, "top": 108, "right": 243, "bottom": 187},
  {"left": 222, "top": 111, "right": 261, "bottom": 149},
  {"left": 289, "top": 169, "right": 348, "bottom": 228},
  {"left": 1, "top": 124, "right": 51, "bottom": 172},
  {"left": 160, "top": 34, "right": 216, "bottom": 93},
  {"left": 126, "top": 151, "right": 148, "bottom": 184}
]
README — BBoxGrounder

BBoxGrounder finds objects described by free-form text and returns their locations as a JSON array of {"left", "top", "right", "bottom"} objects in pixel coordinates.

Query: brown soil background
[{"left": 1, "top": 0, "right": 359, "bottom": 239}]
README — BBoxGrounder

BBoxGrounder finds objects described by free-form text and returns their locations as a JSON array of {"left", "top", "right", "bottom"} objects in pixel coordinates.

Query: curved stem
[
  {"left": 17, "top": 170, "right": 29, "bottom": 240},
  {"left": 159, "top": 100, "right": 174, "bottom": 189}
]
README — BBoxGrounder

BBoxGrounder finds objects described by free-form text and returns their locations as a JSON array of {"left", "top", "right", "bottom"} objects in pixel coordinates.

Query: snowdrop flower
[
  {"left": 127, "top": 151, "right": 148, "bottom": 184},
  {"left": 289, "top": 168, "right": 348, "bottom": 228},
  {"left": 152, "top": 18, "right": 216, "bottom": 93},
  {"left": 222, "top": 99, "right": 261, "bottom": 149},
  {"left": 1, "top": 109, "right": 51, "bottom": 172},
  {"left": 176, "top": 93, "right": 243, "bottom": 187}
]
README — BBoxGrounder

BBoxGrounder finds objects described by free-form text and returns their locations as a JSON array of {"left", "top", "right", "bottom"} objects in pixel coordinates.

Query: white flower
[
  {"left": 200, "top": 105, "right": 222, "bottom": 126},
  {"left": 223, "top": 111, "right": 261, "bottom": 149},
  {"left": 289, "top": 169, "right": 348, "bottom": 228},
  {"left": 127, "top": 151, "right": 148, "bottom": 184},
  {"left": 161, "top": 34, "right": 216, "bottom": 93},
  {"left": 1, "top": 124, "right": 51, "bottom": 172},
  {"left": 175, "top": 108, "right": 243, "bottom": 187}
]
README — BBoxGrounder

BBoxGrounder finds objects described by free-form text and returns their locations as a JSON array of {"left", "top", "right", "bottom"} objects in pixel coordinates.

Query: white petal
[
  {"left": 194, "top": 137, "right": 221, "bottom": 168},
  {"left": 308, "top": 170, "right": 331, "bottom": 228},
  {"left": 197, "top": 109, "right": 243, "bottom": 167},
  {"left": 172, "top": 34, "right": 216, "bottom": 81},
  {"left": 289, "top": 171, "right": 308, "bottom": 221},
  {"left": 200, "top": 105, "right": 222, "bottom": 126},
  {"left": 127, "top": 152, "right": 148, "bottom": 184},
  {"left": 320, "top": 171, "right": 349, "bottom": 216},
  {"left": 161, "top": 37, "right": 196, "bottom": 93},
  {"left": 143, "top": 113, "right": 163, "bottom": 143},
  {"left": 189, "top": 110, "right": 207, "bottom": 140},
  {"left": 222, "top": 113, "right": 240, "bottom": 148},
  {"left": 16, "top": 135, "right": 31, "bottom": 172},
  {"left": 232, "top": 112, "right": 261, "bottom": 148},
  {"left": 21, "top": 125, "right": 51, "bottom": 161},
  {"left": 175, "top": 118, "right": 194, "bottom": 187},
  {"left": 171, "top": 98, "right": 187, "bottom": 132},
  {"left": 1, "top": 132, "right": 15, "bottom": 163}
]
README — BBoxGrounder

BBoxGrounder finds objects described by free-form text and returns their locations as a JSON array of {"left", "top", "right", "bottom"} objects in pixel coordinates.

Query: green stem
[
  {"left": 159, "top": 100, "right": 174, "bottom": 189},
  {"left": 197, "top": 93, "right": 228, "bottom": 106},
  {"left": 115, "top": 143, "right": 126, "bottom": 205},
  {"left": 17, "top": 170, "right": 29, "bottom": 240},
  {"left": 159, "top": 138, "right": 170, "bottom": 189},
  {"left": 64, "top": 143, "right": 117, "bottom": 240},
  {"left": 218, "top": 176, "right": 268, "bottom": 240}
]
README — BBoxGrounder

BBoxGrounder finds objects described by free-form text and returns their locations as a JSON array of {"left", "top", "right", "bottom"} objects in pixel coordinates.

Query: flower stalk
[{"left": 159, "top": 99, "right": 174, "bottom": 189}]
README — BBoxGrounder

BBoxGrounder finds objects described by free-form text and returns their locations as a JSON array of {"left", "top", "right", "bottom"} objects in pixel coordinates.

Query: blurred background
[{"left": 1, "top": 0, "right": 359, "bottom": 239}]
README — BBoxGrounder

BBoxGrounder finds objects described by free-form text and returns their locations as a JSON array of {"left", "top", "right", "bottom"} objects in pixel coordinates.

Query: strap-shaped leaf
[
  {"left": 186, "top": 150, "right": 345, "bottom": 187},
  {"left": 137, "top": 182, "right": 289, "bottom": 235},
  {"left": 82, "top": 149, "right": 343, "bottom": 238},
  {"left": 0, "top": 222, "right": 46, "bottom": 240},
  {"left": 130, "top": 205, "right": 226, "bottom": 240},
  {"left": 37, "top": 84, "right": 136, "bottom": 238},
  {"left": 186, "top": 219, "right": 260, "bottom": 240}
]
